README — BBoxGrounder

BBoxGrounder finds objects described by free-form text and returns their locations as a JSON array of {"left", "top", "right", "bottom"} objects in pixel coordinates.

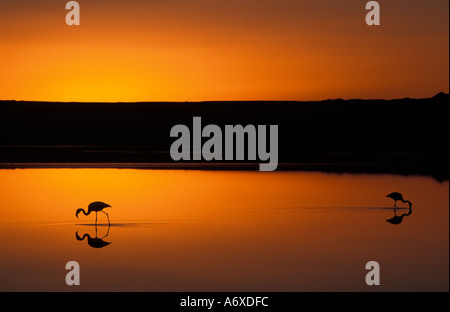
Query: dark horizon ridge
[
  {"left": 0, "top": 93, "right": 448, "bottom": 180},
  {"left": 1, "top": 91, "right": 448, "bottom": 104}
]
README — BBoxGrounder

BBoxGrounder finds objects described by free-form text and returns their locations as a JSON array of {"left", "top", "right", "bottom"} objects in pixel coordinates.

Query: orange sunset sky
[{"left": 0, "top": 0, "right": 448, "bottom": 102}]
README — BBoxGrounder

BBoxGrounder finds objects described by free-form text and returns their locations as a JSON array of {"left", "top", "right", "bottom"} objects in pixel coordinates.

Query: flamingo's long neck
[
  {"left": 401, "top": 199, "right": 412, "bottom": 208},
  {"left": 75, "top": 232, "right": 91, "bottom": 241},
  {"left": 76, "top": 208, "right": 91, "bottom": 217}
]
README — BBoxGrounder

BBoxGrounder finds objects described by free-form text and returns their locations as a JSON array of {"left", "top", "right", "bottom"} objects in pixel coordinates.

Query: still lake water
[{"left": 0, "top": 169, "right": 448, "bottom": 291}]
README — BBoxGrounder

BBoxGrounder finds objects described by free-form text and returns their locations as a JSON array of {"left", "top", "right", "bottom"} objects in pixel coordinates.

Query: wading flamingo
[{"left": 76, "top": 201, "right": 111, "bottom": 225}]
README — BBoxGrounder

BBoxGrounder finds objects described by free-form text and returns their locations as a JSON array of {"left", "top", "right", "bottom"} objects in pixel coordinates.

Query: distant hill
[{"left": 0, "top": 93, "right": 448, "bottom": 179}]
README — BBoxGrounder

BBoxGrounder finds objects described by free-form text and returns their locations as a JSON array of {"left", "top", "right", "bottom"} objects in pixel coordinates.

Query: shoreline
[{"left": 1, "top": 161, "right": 447, "bottom": 181}]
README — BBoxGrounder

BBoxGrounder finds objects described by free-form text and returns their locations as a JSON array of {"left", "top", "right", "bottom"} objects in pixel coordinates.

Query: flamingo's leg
[
  {"left": 95, "top": 211, "right": 98, "bottom": 224},
  {"left": 102, "top": 210, "right": 110, "bottom": 225},
  {"left": 101, "top": 223, "right": 111, "bottom": 239}
]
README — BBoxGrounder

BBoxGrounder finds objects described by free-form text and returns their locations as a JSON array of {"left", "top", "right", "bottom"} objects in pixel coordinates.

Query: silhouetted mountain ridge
[{"left": 0, "top": 93, "right": 448, "bottom": 179}]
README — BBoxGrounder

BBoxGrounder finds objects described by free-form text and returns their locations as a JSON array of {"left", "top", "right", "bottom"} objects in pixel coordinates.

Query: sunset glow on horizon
[{"left": 1, "top": 0, "right": 448, "bottom": 102}]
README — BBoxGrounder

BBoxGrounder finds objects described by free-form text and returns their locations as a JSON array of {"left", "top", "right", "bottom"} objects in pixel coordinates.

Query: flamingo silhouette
[
  {"left": 386, "top": 206, "right": 413, "bottom": 225},
  {"left": 76, "top": 224, "right": 111, "bottom": 248},
  {"left": 76, "top": 201, "right": 111, "bottom": 225},
  {"left": 386, "top": 192, "right": 412, "bottom": 209}
]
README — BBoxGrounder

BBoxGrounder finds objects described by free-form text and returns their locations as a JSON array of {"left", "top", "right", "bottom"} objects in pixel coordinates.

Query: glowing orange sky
[{"left": 0, "top": 0, "right": 448, "bottom": 102}]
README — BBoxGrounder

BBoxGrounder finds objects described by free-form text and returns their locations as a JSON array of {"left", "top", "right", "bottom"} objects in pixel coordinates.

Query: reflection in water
[
  {"left": 386, "top": 207, "right": 413, "bottom": 225},
  {"left": 0, "top": 170, "right": 447, "bottom": 291},
  {"left": 76, "top": 223, "right": 111, "bottom": 248}
]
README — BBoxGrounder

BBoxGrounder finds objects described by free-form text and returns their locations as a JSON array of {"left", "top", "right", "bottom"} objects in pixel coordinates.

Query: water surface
[{"left": 0, "top": 169, "right": 448, "bottom": 291}]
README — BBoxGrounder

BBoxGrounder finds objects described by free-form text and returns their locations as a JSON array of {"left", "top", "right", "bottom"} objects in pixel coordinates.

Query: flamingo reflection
[
  {"left": 76, "top": 223, "right": 111, "bottom": 248},
  {"left": 386, "top": 206, "right": 413, "bottom": 225}
]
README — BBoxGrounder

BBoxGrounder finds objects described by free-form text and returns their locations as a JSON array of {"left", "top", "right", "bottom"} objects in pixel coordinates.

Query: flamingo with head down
[{"left": 76, "top": 201, "right": 111, "bottom": 225}]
